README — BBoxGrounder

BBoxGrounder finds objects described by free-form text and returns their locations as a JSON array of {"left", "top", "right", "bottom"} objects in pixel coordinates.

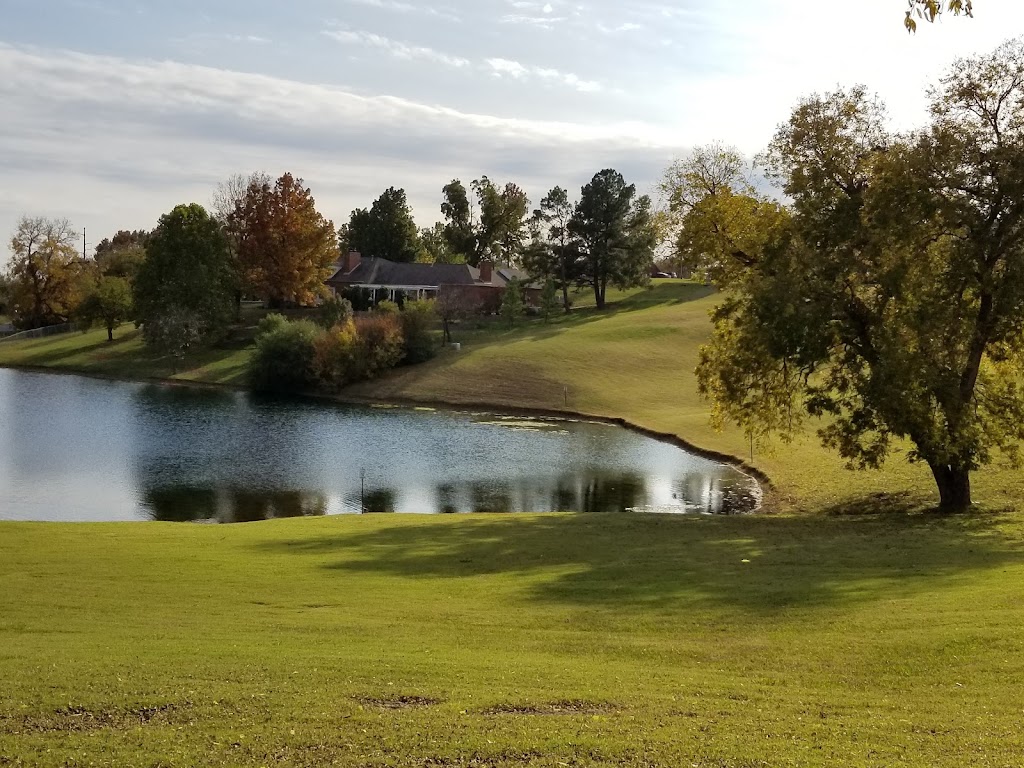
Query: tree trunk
[
  {"left": 594, "top": 279, "right": 606, "bottom": 310},
  {"left": 928, "top": 461, "right": 972, "bottom": 511},
  {"left": 107, "top": 325, "right": 114, "bottom": 342}
]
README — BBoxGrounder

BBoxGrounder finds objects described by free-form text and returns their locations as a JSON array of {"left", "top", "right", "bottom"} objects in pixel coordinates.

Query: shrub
[
  {"left": 354, "top": 313, "right": 404, "bottom": 379},
  {"left": 318, "top": 295, "right": 353, "bottom": 329},
  {"left": 501, "top": 277, "right": 525, "bottom": 327},
  {"left": 312, "top": 319, "right": 359, "bottom": 392},
  {"left": 399, "top": 299, "right": 438, "bottom": 364},
  {"left": 248, "top": 318, "right": 320, "bottom": 393},
  {"left": 375, "top": 300, "right": 399, "bottom": 315}
]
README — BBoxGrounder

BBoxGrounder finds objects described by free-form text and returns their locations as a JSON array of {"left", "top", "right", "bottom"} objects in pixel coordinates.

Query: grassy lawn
[{"left": 3, "top": 512, "right": 1024, "bottom": 767}]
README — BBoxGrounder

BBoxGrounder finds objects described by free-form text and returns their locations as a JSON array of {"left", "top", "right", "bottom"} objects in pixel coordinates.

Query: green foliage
[
  {"left": 571, "top": 170, "right": 657, "bottom": 309},
  {"left": 418, "top": 222, "right": 462, "bottom": 264},
  {"left": 539, "top": 278, "right": 559, "bottom": 323},
  {"left": 76, "top": 275, "right": 133, "bottom": 341},
  {"left": 399, "top": 299, "right": 438, "bottom": 364},
  {"left": 524, "top": 186, "right": 581, "bottom": 314},
  {"left": 500, "top": 277, "right": 525, "bottom": 327},
  {"left": 347, "top": 187, "right": 421, "bottom": 263},
  {"left": 440, "top": 179, "right": 477, "bottom": 262},
  {"left": 374, "top": 300, "right": 399, "bottom": 315},
  {"left": 248, "top": 316, "right": 320, "bottom": 393},
  {"left": 318, "top": 295, "right": 353, "bottom": 329},
  {"left": 134, "top": 203, "right": 236, "bottom": 348},
  {"left": 144, "top": 306, "right": 204, "bottom": 362},
  {"left": 691, "top": 41, "right": 1024, "bottom": 509},
  {"left": 473, "top": 177, "right": 531, "bottom": 266}
]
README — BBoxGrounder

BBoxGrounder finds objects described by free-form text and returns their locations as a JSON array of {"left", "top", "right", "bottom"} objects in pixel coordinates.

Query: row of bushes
[{"left": 248, "top": 299, "right": 438, "bottom": 393}]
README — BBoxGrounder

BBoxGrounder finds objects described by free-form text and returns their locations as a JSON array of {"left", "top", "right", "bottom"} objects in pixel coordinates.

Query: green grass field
[
  {"left": 2, "top": 282, "right": 1024, "bottom": 766},
  {"left": 3, "top": 512, "right": 1024, "bottom": 767}
]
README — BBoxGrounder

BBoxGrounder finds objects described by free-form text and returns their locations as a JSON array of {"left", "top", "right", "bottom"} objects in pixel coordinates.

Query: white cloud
[
  {"left": 486, "top": 58, "right": 602, "bottom": 92},
  {"left": 323, "top": 28, "right": 471, "bottom": 68},
  {"left": 0, "top": 44, "right": 677, "bottom": 242},
  {"left": 343, "top": 0, "right": 461, "bottom": 22}
]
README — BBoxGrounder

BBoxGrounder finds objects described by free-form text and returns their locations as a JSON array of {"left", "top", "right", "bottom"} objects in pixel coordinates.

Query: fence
[{"left": 0, "top": 323, "right": 75, "bottom": 343}]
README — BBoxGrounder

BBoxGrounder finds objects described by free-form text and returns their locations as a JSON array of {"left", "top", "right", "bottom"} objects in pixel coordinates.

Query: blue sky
[{"left": 1, "top": 0, "right": 1022, "bottom": 249}]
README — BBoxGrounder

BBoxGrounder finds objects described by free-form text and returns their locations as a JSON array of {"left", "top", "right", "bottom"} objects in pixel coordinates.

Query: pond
[{"left": 0, "top": 369, "right": 759, "bottom": 522}]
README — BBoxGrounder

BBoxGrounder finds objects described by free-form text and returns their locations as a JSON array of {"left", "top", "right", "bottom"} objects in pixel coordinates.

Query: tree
[
  {"left": 501, "top": 277, "right": 525, "bottom": 327},
  {"left": 134, "top": 203, "right": 236, "bottom": 348},
  {"left": 539, "top": 278, "right": 559, "bottom": 323},
  {"left": 94, "top": 229, "right": 149, "bottom": 281},
  {"left": 418, "top": 222, "right": 462, "bottom": 263},
  {"left": 229, "top": 173, "right": 338, "bottom": 307},
  {"left": 570, "top": 170, "right": 657, "bottom": 309},
  {"left": 211, "top": 172, "right": 271, "bottom": 224},
  {"left": 473, "top": 177, "right": 530, "bottom": 266},
  {"left": 905, "top": 0, "right": 972, "bottom": 32},
  {"left": 435, "top": 290, "right": 477, "bottom": 344},
  {"left": 441, "top": 180, "right": 477, "bottom": 263},
  {"left": 660, "top": 144, "right": 789, "bottom": 286},
  {"left": 524, "top": 186, "right": 581, "bottom": 313},
  {"left": 691, "top": 40, "right": 1024, "bottom": 511},
  {"left": 77, "top": 275, "right": 133, "bottom": 341},
  {"left": 7, "top": 216, "right": 90, "bottom": 328},
  {"left": 347, "top": 187, "right": 421, "bottom": 263}
]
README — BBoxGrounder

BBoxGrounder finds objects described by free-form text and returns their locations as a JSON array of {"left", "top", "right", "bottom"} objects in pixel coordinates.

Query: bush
[
  {"left": 399, "top": 299, "right": 438, "bottom": 364},
  {"left": 375, "top": 300, "right": 399, "bottom": 315},
  {"left": 248, "top": 317, "right": 320, "bottom": 393},
  {"left": 354, "top": 313, "right": 404, "bottom": 379},
  {"left": 318, "top": 295, "right": 353, "bottom": 329},
  {"left": 311, "top": 319, "right": 359, "bottom": 392}
]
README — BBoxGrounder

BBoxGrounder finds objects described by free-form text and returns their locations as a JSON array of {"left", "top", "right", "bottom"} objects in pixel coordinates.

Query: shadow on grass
[{"left": 254, "top": 511, "right": 1024, "bottom": 614}]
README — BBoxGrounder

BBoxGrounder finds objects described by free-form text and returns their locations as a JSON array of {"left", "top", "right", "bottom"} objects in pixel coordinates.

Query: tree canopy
[
  {"left": 347, "top": 187, "right": 421, "bottom": 263},
  {"left": 134, "top": 203, "right": 237, "bottom": 346},
  {"left": 6, "top": 216, "right": 91, "bottom": 328},
  {"left": 571, "top": 169, "right": 656, "bottom": 310},
  {"left": 229, "top": 173, "right": 338, "bottom": 306},
  {"left": 674, "top": 39, "right": 1024, "bottom": 510}
]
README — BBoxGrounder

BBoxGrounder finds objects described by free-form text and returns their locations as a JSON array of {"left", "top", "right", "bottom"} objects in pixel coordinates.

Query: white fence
[{"left": 0, "top": 323, "right": 75, "bottom": 343}]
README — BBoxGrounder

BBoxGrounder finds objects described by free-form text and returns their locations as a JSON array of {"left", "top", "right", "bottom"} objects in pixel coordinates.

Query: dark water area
[{"left": 0, "top": 369, "right": 759, "bottom": 522}]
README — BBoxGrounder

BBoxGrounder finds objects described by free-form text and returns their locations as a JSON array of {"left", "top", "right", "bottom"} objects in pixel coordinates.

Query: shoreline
[{"left": 0, "top": 362, "right": 771, "bottom": 506}]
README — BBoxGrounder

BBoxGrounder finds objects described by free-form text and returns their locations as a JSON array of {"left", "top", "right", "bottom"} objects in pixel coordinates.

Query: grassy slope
[
  {"left": 1, "top": 283, "right": 1021, "bottom": 510},
  {"left": 3, "top": 513, "right": 1024, "bottom": 767}
]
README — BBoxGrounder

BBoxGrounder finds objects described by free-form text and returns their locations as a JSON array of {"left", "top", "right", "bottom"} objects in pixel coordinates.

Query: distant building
[{"left": 325, "top": 251, "right": 537, "bottom": 312}]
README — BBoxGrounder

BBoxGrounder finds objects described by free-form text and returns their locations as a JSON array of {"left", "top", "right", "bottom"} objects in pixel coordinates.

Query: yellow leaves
[{"left": 905, "top": 0, "right": 974, "bottom": 33}]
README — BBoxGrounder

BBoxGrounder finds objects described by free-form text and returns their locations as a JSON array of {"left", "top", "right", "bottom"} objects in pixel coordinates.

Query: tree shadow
[{"left": 253, "top": 511, "right": 1024, "bottom": 615}]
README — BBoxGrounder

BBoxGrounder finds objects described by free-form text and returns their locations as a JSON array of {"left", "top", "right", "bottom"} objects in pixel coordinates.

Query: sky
[{"left": 1, "top": 0, "right": 1022, "bottom": 253}]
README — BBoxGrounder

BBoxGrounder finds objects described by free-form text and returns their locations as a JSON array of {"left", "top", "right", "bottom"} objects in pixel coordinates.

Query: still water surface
[{"left": 0, "top": 369, "right": 758, "bottom": 522}]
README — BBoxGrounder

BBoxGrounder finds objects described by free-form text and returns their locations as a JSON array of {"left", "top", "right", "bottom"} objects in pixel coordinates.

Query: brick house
[{"left": 325, "top": 251, "right": 538, "bottom": 312}]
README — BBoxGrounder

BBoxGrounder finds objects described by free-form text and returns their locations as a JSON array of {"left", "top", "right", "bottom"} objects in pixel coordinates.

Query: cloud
[
  {"left": 342, "top": 0, "right": 461, "bottom": 22},
  {"left": 0, "top": 44, "right": 680, "bottom": 241},
  {"left": 486, "top": 58, "right": 602, "bottom": 92},
  {"left": 323, "top": 28, "right": 471, "bottom": 68}
]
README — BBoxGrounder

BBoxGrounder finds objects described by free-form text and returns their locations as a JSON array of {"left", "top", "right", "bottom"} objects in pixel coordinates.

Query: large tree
[
  {"left": 230, "top": 173, "right": 338, "bottom": 307},
  {"left": 440, "top": 179, "right": 477, "bottom": 263},
  {"left": 347, "top": 187, "right": 421, "bottom": 263},
  {"left": 473, "top": 177, "right": 530, "bottom": 266},
  {"left": 7, "top": 216, "right": 91, "bottom": 328},
  {"left": 688, "top": 40, "right": 1024, "bottom": 510},
  {"left": 134, "top": 203, "right": 236, "bottom": 347},
  {"left": 523, "top": 186, "right": 581, "bottom": 313},
  {"left": 77, "top": 275, "right": 133, "bottom": 341},
  {"left": 570, "top": 170, "right": 657, "bottom": 309},
  {"left": 94, "top": 229, "right": 148, "bottom": 281}
]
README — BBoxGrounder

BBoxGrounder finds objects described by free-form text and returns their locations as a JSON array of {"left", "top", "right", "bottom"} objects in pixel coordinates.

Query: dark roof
[{"left": 328, "top": 257, "right": 476, "bottom": 288}]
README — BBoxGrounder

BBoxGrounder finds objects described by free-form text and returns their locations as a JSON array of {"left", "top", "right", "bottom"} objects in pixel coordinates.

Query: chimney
[
  {"left": 344, "top": 250, "right": 362, "bottom": 274},
  {"left": 479, "top": 260, "right": 493, "bottom": 284}
]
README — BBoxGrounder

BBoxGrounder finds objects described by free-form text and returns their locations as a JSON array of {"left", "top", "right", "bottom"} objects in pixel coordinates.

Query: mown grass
[{"left": 3, "top": 512, "right": 1024, "bottom": 767}]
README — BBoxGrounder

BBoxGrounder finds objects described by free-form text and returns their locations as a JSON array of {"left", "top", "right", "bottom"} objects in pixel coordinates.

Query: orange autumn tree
[{"left": 229, "top": 173, "right": 338, "bottom": 308}]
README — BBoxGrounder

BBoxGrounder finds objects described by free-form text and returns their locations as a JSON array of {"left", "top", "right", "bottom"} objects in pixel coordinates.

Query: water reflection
[{"left": 0, "top": 369, "right": 760, "bottom": 522}]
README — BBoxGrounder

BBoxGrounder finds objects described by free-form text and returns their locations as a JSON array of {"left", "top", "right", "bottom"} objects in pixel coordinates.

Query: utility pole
[{"left": 82, "top": 227, "right": 87, "bottom": 261}]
